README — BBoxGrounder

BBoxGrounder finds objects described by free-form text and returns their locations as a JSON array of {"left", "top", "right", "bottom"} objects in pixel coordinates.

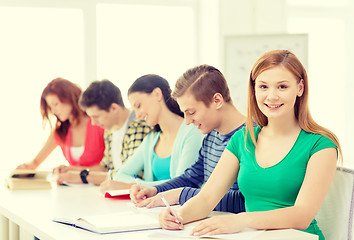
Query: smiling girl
[{"left": 159, "top": 50, "right": 342, "bottom": 240}]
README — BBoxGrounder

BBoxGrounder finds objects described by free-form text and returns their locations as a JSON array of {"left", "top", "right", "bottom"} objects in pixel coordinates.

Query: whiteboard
[{"left": 223, "top": 33, "right": 308, "bottom": 115}]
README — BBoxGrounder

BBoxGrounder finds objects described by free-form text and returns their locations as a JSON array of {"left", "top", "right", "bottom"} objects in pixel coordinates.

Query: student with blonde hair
[{"left": 159, "top": 50, "right": 342, "bottom": 240}]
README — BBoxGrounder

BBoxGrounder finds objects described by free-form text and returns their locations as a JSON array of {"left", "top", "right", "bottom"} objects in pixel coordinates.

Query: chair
[{"left": 316, "top": 167, "right": 354, "bottom": 240}]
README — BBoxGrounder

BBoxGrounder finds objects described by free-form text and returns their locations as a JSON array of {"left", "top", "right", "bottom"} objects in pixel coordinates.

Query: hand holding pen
[
  {"left": 159, "top": 195, "right": 183, "bottom": 230},
  {"left": 133, "top": 174, "right": 142, "bottom": 190},
  {"left": 130, "top": 174, "right": 146, "bottom": 202}
]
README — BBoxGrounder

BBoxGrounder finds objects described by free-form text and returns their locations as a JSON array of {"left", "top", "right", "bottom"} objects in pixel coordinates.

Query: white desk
[{"left": 0, "top": 175, "right": 318, "bottom": 240}]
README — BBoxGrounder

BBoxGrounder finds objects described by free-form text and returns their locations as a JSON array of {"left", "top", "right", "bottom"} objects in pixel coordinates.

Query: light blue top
[
  {"left": 151, "top": 151, "right": 171, "bottom": 181},
  {"left": 113, "top": 122, "right": 204, "bottom": 186}
]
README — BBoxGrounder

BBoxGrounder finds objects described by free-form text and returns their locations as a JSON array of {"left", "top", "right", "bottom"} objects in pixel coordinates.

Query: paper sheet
[{"left": 149, "top": 224, "right": 264, "bottom": 239}]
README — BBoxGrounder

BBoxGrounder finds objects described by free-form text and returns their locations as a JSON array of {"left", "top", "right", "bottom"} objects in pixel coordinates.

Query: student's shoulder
[
  {"left": 299, "top": 129, "right": 337, "bottom": 149},
  {"left": 230, "top": 125, "right": 260, "bottom": 143},
  {"left": 127, "top": 119, "right": 152, "bottom": 132}
]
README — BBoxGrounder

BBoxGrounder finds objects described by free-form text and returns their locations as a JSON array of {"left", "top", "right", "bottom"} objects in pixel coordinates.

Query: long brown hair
[
  {"left": 40, "top": 78, "right": 85, "bottom": 142},
  {"left": 246, "top": 50, "right": 343, "bottom": 164}
]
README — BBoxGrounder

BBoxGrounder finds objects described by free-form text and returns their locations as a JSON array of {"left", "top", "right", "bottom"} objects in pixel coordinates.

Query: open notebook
[{"left": 52, "top": 211, "right": 160, "bottom": 234}]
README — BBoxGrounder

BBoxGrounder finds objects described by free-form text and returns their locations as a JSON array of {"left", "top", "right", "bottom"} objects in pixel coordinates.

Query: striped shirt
[{"left": 155, "top": 123, "right": 246, "bottom": 213}]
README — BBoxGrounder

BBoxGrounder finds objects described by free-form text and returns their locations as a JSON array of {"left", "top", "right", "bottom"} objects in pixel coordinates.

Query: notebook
[
  {"left": 52, "top": 211, "right": 160, "bottom": 234},
  {"left": 104, "top": 189, "right": 130, "bottom": 199}
]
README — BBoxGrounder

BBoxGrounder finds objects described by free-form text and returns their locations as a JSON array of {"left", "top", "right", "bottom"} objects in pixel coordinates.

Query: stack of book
[{"left": 6, "top": 169, "right": 52, "bottom": 190}]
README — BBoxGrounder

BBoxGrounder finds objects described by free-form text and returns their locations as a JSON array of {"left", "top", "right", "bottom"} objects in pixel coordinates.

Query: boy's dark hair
[{"left": 79, "top": 79, "right": 124, "bottom": 111}]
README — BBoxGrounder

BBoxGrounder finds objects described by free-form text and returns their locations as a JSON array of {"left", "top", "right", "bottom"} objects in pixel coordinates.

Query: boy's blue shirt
[{"left": 155, "top": 123, "right": 246, "bottom": 213}]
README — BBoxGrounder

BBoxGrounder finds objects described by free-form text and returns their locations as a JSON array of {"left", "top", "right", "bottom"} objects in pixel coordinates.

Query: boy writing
[{"left": 130, "top": 65, "right": 246, "bottom": 213}]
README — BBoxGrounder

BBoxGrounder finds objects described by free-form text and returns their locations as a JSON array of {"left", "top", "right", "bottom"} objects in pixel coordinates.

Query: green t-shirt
[{"left": 226, "top": 126, "right": 337, "bottom": 240}]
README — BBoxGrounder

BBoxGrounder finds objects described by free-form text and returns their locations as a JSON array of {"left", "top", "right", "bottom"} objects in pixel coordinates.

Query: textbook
[
  {"left": 6, "top": 169, "right": 52, "bottom": 190},
  {"left": 52, "top": 211, "right": 161, "bottom": 234}
]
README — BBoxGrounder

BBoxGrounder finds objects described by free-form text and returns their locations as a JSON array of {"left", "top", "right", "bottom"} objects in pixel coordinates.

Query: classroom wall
[
  {"left": 0, "top": 0, "right": 352, "bottom": 170},
  {"left": 198, "top": 0, "right": 286, "bottom": 68}
]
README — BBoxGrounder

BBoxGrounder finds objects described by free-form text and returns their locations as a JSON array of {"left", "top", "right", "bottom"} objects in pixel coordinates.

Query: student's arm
[
  {"left": 131, "top": 150, "right": 206, "bottom": 205},
  {"left": 53, "top": 163, "right": 107, "bottom": 175},
  {"left": 138, "top": 128, "right": 204, "bottom": 187},
  {"left": 134, "top": 187, "right": 183, "bottom": 208},
  {"left": 112, "top": 135, "right": 147, "bottom": 183},
  {"left": 186, "top": 148, "right": 337, "bottom": 236},
  {"left": 98, "top": 145, "right": 145, "bottom": 192},
  {"left": 159, "top": 149, "right": 239, "bottom": 229},
  {"left": 156, "top": 147, "right": 205, "bottom": 192},
  {"left": 179, "top": 187, "right": 245, "bottom": 213},
  {"left": 17, "top": 132, "right": 58, "bottom": 169},
  {"left": 56, "top": 170, "right": 108, "bottom": 185},
  {"left": 172, "top": 128, "right": 204, "bottom": 177}
]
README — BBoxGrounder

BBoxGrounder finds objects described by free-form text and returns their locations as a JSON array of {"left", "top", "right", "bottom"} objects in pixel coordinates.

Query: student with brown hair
[
  {"left": 17, "top": 78, "right": 105, "bottom": 170},
  {"left": 100, "top": 74, "right": 203, "bottom": 192},
  {"left": 130, "top": 65, "right": 246, "bottom": 214},
  {"left": 159, "top": 50, "right": 342, "bottom": 240}
]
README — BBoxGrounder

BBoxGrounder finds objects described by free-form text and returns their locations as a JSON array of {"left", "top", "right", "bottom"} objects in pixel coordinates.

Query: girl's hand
[
  {"left": 53, "top": 165, "right": 71, "bottom": 174},
  {"left": 56, "top": 171, "right": 82, "bottom": 185},
  {"left": 135, "top": 188, "right": 182, "bottom": 208},
  {"left": 159, "top": 208, "right": 184, "bottom": 230},
  {"left": 16, "top": 161, "right": 37, "bottom": 170},
  {"left": 191, "top": 215, "right": 243, "bottom": 236},
  {"left": 130, "top": 185, "right": 157, "bottom": 204}
]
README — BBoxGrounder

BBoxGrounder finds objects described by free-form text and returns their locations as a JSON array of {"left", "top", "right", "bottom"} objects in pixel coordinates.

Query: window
[
  {"left": 0, "top": 6, "right": 84, "bottom": 169},
  {"left": 96, "top": 3, "right": 196, "bottom": 105},
  {"left": 0, "top": 1, "right": 197, "bottom": 170}
]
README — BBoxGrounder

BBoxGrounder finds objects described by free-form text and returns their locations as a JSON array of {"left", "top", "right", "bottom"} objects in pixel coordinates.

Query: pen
[
  {"left": 159, "top": 195, "right": 182, "bottom": 225},
  {"left": 106, "top": 168, "right": 113, "bottom": 180},
  {"left": 134, "top": 174, "right": 142, "bottom": 190}
]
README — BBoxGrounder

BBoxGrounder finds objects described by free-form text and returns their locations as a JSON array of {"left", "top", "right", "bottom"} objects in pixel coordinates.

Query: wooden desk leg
[
  {"left": 9, "top": 220, "right": 19, "bottom": 240},
  {"left": 0, "top": 215, "right": 9, "bottom": 240}
]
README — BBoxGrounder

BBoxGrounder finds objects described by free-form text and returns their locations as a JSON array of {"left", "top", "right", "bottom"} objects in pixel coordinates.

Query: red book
[{"left": 104, "top": 189, "right": 130, "bottom": 200}]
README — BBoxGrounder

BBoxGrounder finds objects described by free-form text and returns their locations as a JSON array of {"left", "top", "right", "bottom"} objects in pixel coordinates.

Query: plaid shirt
[{"left": 100, "top": 118, "right": 152, "bottom": 179}]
